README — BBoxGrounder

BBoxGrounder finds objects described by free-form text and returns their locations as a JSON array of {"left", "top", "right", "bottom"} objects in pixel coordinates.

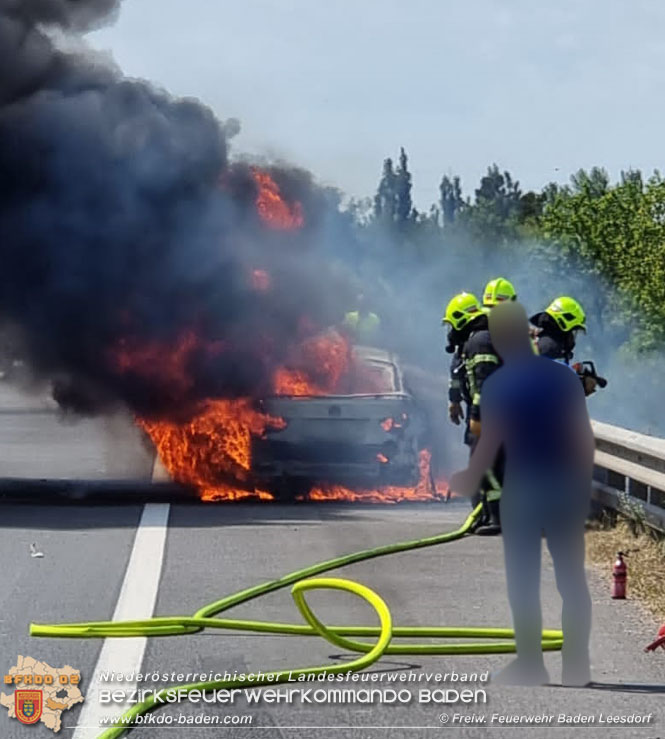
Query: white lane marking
[{"left": 73, "top": 503, "right": 170, "bottom": 739}]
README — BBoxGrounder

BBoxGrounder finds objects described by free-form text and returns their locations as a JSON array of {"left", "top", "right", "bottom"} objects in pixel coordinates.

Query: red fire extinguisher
[
  {"left": 611, "top": 551, "right": 627, "bottom": 599},
  {"left": 644, "top": 624, "right": 665, "bottom": 653}
]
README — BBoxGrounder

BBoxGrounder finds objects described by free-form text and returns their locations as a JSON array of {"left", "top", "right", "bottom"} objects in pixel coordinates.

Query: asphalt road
[
  {"left": 0, "top": 382, "right": 663, "bottom": 738},
  {"left": 0, "top": 381, "right": 152, "bottom": 480},
  {"left": 1, "top": 501, "right": 664, "bottom": 739}
]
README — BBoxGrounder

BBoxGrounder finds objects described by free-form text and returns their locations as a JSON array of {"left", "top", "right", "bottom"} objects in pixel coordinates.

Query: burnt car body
[{"left": 252, "top": 346, "right": 427, "bottom": 497}]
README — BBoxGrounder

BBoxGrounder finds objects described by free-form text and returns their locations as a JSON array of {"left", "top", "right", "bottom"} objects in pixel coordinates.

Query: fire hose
[{"left": 30, "top": 503, "right": 563, "bottom": 738}]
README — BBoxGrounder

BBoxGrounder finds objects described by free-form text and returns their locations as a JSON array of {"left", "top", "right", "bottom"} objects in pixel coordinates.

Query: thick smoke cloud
[
  {"left": 0, "top": 0, "right": 345, "bottom": 417},
  {"left": 0, "top": 0, "right": 119, "bottom": 105}
]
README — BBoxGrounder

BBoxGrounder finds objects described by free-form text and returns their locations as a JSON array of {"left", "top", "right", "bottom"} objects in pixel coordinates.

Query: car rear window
[{"left": 354, "top": 360, "right": 397, "bottom": 393}]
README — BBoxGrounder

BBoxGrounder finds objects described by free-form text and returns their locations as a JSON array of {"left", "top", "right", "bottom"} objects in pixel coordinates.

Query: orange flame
[
  {"left": 140, "top": 398, "right": 285, "bottom": 501},
  {"left": 308, "top": 450, "right": 446, "bottom": 503},
  {"left": 252, "top": 169, "right": 304, "bottom": 230},
  {"left": 273, "top": 330, "right": 350, "bottom": 395},
  {"left": 129, "top": 329, "right": 444, "bottom": 504},
  {"left": 273, "top": 367, "right": 321, "bottom": 396},
  {"left": 111, "top": 330, "right": 198, "bottom": 397},
  {"left": 110, "top": 330, "right": 225, "bottom": 403}
]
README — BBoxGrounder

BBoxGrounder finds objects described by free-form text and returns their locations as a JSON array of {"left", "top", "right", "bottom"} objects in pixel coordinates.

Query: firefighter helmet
[
  {"left": 545, "top": 296, "right": 586, "bottom": 332},
  {"left": 483, "top": 277, "right": 517, "bottom": 307},
  {"left": 442, "top": 292, "right": 483, "bottom": 331}
]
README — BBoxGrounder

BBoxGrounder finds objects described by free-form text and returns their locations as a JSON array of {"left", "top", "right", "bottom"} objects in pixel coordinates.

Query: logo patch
[
  {"left": 15, "top": 690, "right": 43, "bottom": 725},
  {"left": 2, "top": 656, "right": 84, "bottom": 733}
]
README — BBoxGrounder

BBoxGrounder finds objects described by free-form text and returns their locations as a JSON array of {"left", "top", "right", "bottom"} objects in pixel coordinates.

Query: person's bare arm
[{"left": 449, "top": 419, "right": 503, "bottom": 497}]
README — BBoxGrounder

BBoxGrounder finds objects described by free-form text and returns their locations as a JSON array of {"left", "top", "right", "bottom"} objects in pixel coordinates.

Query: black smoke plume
[{"left": 0, "top": 0, "right": 346, "bottom": 417}]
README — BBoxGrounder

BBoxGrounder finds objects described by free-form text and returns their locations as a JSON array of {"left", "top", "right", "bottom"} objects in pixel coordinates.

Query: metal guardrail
[{"left": 591, "top": 420, "right": 665, "bottom": 533}]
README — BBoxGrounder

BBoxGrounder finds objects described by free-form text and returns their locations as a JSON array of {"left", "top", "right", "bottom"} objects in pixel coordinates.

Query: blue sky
[{"left": 89, "top": 0, "right": 665, "bottom": 209}]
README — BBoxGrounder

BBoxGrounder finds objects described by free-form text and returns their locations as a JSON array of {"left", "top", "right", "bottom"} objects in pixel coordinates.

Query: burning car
[
  {"left": 117, "top": 173, "right": 439, "bottom": 503},
  {"left": 251, "top": 345, "right": 428, "bottom": 498}
]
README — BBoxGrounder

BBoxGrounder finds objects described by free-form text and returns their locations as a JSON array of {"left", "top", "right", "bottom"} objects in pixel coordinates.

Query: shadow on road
[
  {"left": 0, "top": 499, "right": 465, "bottom": 531},
  {"left": 560, "top": 681, "right": 665, "bottom": 694},
  {"left": 589, "top": 681, "right": 665, "bottom": 694}
]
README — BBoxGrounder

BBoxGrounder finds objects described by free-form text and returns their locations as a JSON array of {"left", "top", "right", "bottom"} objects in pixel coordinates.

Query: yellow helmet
[
  {"left": 442, "top": 292, "right": 483, "bottom": 331},
  {"left": 483, "top": 277, "right": 517, "bottom": 307},
  {"left": 545, "top": 296, "right": 586, "bottom": 332}
]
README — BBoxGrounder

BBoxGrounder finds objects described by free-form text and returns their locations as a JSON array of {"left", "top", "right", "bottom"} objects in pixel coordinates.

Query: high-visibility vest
[{"left": 343, "top": 311, "right": 381, "bottom": 342}]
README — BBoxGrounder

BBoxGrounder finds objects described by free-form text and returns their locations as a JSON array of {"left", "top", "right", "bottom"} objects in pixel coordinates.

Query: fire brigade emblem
[
  {"left": 1, "top": 656, "right": 84, "bottom": 733},
  {"left": 15, "top": 690, "right": 43, "bottom": 725}
]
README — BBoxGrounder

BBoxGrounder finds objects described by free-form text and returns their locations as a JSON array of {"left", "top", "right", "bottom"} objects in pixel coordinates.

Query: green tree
[
  {"left": 570, "top": 166, "right": 609, "bottom": 198},
  {"left": 374, "top": 157, "right": 398, "bottom": 222},
  {"left": 517, "top": 191, "right": 546, "bottom": 222},
  {"left": 620, "top": 168, "right": 644, "bottom": 188},
  {"left": 459, "top": 164, "right": 523, "bottom": 246},
  {"left": 439, "top": 175, "right": 465, "bottom": 226},
  {"left": 541, "top": 172, "right": 665, "bottom": 348},
  {"left": 395, "top": 147, "right": 414, "bottom": 228}
]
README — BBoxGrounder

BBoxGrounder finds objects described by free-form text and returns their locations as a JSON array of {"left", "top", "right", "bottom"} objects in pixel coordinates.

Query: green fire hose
[{"left": 30, "top": 504, "right": 563, "bottom": 738}]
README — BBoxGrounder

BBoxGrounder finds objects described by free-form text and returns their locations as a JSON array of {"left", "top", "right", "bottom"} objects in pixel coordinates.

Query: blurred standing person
[{"left": 450, "top": 301, "right": 594, "bottom": 687}]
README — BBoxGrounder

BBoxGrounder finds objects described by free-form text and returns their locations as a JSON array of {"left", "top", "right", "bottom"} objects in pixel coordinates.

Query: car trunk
[{"left": 252, "top": 394, "right": 423, "bottom": 489}]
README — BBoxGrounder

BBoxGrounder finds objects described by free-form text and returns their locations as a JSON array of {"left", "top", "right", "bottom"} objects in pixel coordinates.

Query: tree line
[{"left": 345, "top": 150, "right": 665, "bottom": 353}]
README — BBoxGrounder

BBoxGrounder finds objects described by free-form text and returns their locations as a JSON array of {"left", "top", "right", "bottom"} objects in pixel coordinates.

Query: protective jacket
[
  {"left": 460, "top": 316, "right": 501, "bottom": 422},
  {"left": 460, "top": 316, "right": 504, "bottom": 512},
  {"left": 445, "top": 318, "right": 484, "bottom": 406},
  {"left": 446, "top": 328, "right": 468, "bottom": 406}
]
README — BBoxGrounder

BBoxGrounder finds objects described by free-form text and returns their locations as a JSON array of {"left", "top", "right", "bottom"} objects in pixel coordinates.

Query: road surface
[
  {"left": 1, "top": 500, "right": 664, "bottom": 738},
  {"left": 0, "top": 382, "right": 663, "bottom": 738}
]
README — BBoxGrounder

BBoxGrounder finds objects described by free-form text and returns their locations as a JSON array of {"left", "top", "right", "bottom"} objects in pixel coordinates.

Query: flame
[
  {"left": 135, "top": 331, "right": 348, "bottom": 500},
  {"left": 110, "top": 330, "right": 224, "bottom": 402},
  {"left": 252, "top": 169, "right": 304, "bottom": 230},
  {"left": 273, "top": 367, "right": 321, "bottom": 396},
  {"left": 111, "top": 330, "right": 198, "bottom": 397},
  {"left": 308, "top": 450, "right": 446, "bottom": 503},
  {"left": 140, "top": 398, "right": 285, "bottom": 501},
  {"left": 273, "top": 330, "right": 350, "bottom": 395},
  {"left": 129, "top": 328, "right": 445, "bottom": 504},
  {"left": 381, "top": 413, "right": 407, "bottom": 432}
]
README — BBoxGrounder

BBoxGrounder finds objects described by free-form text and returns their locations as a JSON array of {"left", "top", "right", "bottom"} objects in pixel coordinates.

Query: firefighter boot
[
  {"left": 475, "top": 478, "right": 502, "bottom": 536},
  {"left": 469, "top": 490, "right": 488, "bottom": 532}
]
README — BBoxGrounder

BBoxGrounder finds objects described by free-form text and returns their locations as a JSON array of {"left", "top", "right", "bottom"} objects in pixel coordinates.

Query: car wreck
[{"left": 252, "top": 346, "right": 428, "bottom": 498}]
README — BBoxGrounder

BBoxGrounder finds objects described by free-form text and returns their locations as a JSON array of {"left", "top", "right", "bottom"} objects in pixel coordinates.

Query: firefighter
[
  {"left": 442, "top": 292, "right": 485, "bottom": 436},
  {"left": 443, "top": 292, "right": 503, "bottom": 535},
  {"left": 456, "top": 277, "right": 518, "bottom": 535},
  {"left": 530, "top": 296, "right": 586, "bottom": 363},
  {"left": 530, "top": 296, "right": 603, "bottom": 397},
  {"left": 342, "top": 293, "right": 381, "bottom": 344},
  {"left": 482, "top": 277, "right": 517, "bottom": 308},
  {"left": 464, "top": 294, "right": 506, "bottom": 536}
]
